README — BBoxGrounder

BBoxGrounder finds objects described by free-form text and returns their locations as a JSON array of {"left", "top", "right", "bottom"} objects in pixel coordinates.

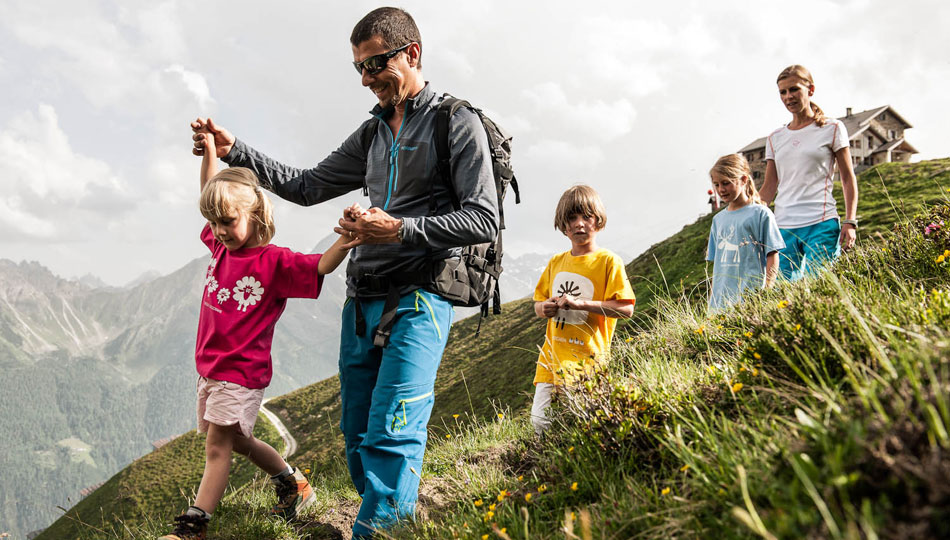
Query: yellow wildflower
[
  {"left": 538, "top": 484, "right": 548, "bottom": 493},
  {"left": 453, "top": 414, "right": 459, "bottom": 419},
  {"left": 482, "top": 535, "right": 489, "bottom": 540},
  {"left": 739, "top": 366, "right": 747, "bottom": 373},
  {"left": 474, "top": 499, "right": 483, "bottom": 507},
  {"left": 497, "top": 490, "right": 508, "bottom": 501},
  {"left": 744, "top": 331, "right": 753, "bottom": 338},
  {"left": 525, "top": 493, "right": 533, "bottom": 502},
  {"left": 568, "top": 446, "right": 574, "bottom": 453},
  {"left": 753, "top": 352, "right": 762, "bottom": 360},
  {"left": 680, "top": 464, "right": 690, "bottom": 472},
  {"left": 625, "top": 336, "right": 633, "bottom": 343},
  {"left": 944, "top": 249, "right": 950, "bottom": 257},
  {"left": 304, "top": 468, "right": 311, "bottom": 475},
  {"left": 501, "top": 529, "right": 507, "bottom": 535},
  {"left": 732, "top": 382, "right": 744, "bottom": 393},
  {"left": 707, "top": 365, "right": 716, "bottom": 374},
  {"left": 777, "top": 300, "right": 789, "bottom": 309},
  {"left": 446, "top": 434, "right": 452, "bottom": 439},
  {"left": 937, "top": 255, "right": 946, "bottom": 263},
  {"left": 497, "top": 413, "right": 504, "bottom": 419},
  {"left": 489, "top": 503, "right": 496, "bottom": 511},
  {"left": 794, "top": 324, "right": 801, "bottom": 331},
  {"left": 752, "top": 368, "right": 759, "bottom": 376},
  {"left": 661, "top": 487, "right": 671, "bottom": 496},
  {"left": 695, "top": 325, "right": 705, "bottom": 334},
  {"left": 571, "top": 482, "right": 578, "bottom": 491},
  {"left": 485, "top": 511, "right": 494, "bottom": 519},
  {"left": 517, "top": 475, "right": 524, "bottom": 481}
]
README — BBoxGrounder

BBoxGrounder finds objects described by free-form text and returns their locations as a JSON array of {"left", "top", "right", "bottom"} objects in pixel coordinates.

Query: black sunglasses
[{"left": 352, "top": 43, "right": 412, "bottom": 75}]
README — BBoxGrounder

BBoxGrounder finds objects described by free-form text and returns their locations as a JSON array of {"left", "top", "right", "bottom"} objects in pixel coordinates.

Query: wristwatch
[
  {"left": 396, "top": 218, "right": 405, "bottom": 242},
  {"left": 841, "top": 219, "right": 858, "bottom": 229}
]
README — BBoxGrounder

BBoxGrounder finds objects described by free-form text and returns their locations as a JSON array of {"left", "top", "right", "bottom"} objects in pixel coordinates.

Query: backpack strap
[
  {"left": 434, "top": 95, "right": 469, "bottom": 212},
  {"left": 359, "top": 117, "right": 380, "bottom": 197}
]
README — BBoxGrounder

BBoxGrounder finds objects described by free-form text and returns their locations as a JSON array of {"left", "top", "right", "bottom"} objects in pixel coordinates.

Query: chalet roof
[
  {"left": 739, "top": 136, "right": 768, "bottom": 153},
  {"left": 871, "top": 137, "right": 919, "bottom": 155},
  {"left": 738, "top": 105, "right": 913, "bottom": 153}
]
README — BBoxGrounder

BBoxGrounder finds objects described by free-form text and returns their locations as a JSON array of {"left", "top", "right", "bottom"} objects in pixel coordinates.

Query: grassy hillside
[
  {"left": 43, "top": 159, "right": 950, "bottom": 539},
  {"left": 37, "top": 415, "right": 283, "bottom": 540}
]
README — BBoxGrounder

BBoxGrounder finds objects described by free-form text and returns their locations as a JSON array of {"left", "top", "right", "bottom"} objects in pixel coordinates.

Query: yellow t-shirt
[{"left": 533, "top": 248, "right": 636, "bottom": 385}]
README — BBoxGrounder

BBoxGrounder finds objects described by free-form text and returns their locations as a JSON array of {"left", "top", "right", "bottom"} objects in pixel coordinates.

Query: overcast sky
[{"left": 2, "top": 0, "right": 948, "bottom": 286}]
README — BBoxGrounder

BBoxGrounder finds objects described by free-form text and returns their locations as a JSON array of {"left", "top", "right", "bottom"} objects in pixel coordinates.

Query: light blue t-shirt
[{"left": 706, "top": 203, "right": 785, "bottom": 311}]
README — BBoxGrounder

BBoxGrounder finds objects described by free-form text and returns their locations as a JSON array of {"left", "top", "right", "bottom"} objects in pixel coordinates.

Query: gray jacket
[{"left": 222, "top": 84, "right": 500, "bottom": 297}]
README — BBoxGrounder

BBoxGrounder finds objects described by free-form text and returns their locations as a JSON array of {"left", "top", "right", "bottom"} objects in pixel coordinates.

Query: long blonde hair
[
  {"left": 777, "top": 64, "right": 826, "bottom": 127},
  {"left": 200, "top": 167, "right": 276, "bottom": 245},
  {"left": 710, "top": 154, "right": 761, "bottom": 205}
]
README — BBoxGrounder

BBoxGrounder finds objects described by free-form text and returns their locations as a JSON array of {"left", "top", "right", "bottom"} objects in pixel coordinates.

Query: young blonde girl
[
  {"left": 160, "top": 130, "right": 354, "bottom": 540},
  {"left": 706, "top": 154, "right": 785, "bottom": 312}
]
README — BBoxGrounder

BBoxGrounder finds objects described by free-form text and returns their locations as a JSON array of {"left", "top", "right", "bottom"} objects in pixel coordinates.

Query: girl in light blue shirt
[{"left": 706, "top": 154, "right": 786, "bottom": 311}]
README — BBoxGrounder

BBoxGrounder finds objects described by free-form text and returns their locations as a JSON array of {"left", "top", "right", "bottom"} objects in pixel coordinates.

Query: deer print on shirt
[{"left": 717, "top": 224, "right": 741, "bottom": 264}]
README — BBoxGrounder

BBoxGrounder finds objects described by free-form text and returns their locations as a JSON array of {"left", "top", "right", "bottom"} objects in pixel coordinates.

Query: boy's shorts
[{"left": 196, "top": 376, "right": 264, "bottom": 438}]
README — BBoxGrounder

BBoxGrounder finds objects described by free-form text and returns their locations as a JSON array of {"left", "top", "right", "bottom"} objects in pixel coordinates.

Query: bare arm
[
  {"left": 316, "top": 235, "right": 352, "bottom": 276},
  {"left": 199, "top": 132, "right": 218, "bottom": 191},
  {"left": 760, "top": 159, "right": 778, "bottom": 205},
  {"left": 556, "top": 296, "right": 635, "bottom": 319},
  {"left": 764, "top": 251, "right": 780, "bottom": 288},
  {"left": 835, "top": 146, "right": 859, "bottom": 251}
]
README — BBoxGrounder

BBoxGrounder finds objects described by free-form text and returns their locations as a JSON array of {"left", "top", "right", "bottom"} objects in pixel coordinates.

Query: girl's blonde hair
[
  {"left": 200, "top": 167, "right": 276, "bottom": 245},
  {"left": 777, "top": 64, "right": 826, "bottom": 127},
  {"left": 554, "top": 184, "right": 607, "bottom": 233},
  {"left": 710, "top": 154, "right": 761, "bottom": 205}
]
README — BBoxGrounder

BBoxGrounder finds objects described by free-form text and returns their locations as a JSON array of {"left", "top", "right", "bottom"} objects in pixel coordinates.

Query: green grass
[
  {"left": 45, "top": 159, "right": 950, "bottom": 539},
  {"left": 38, "top": 414, "right": 284, "bottom": 540}
]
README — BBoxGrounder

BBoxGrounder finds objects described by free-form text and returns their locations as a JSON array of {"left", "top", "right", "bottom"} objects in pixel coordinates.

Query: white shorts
[
  {"left": 196, "top": 377, "right": 264, "bottom": 438},
  {"left": 530, "top": 383, "right": 558, "bottom": 433}
]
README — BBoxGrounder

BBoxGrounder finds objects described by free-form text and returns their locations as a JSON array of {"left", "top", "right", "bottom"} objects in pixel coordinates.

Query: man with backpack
[{"left": 190, "top": 7, "right": 506, "bottom": 539}]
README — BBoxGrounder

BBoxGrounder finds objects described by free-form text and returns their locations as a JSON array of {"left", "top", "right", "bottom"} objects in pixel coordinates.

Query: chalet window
[
  {"left": 889, "top": 130, "right": 896, "bottom": 140},
  {"left": 868, "top": 137, "right": 873, "bottom": 148},
  {"left": 879, "top": 112, "right": 887, "bottom": 120},
  {"left": 855, "top": 139, "right": 861, "bottom": 149}
]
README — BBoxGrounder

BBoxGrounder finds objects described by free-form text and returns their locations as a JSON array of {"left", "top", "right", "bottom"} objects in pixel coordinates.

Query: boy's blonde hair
[
  {"left": 710, "top": 154, "right": 762, "bottom": 205},
  {"left": 200, "top": 167, "right": 276, "bottom": 245},
  {"left": 554, "top": 184, "right": 607, "bottom": 233},
  {"left": 776, "top": 64, "right": 827, "bottom": 127}
]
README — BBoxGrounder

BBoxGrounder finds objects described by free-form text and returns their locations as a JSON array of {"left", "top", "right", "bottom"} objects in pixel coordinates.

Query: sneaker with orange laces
[
  {"left": 270, "top": 467, "right": 315, "bottom": 520},
  {"left": 158, "top": 512, "right": 208, "bottom": 540}
]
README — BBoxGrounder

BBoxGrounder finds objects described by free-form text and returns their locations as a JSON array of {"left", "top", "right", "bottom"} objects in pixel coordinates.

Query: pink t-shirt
[{"left": 195, "top": 224, "right": 324, "bottom": 389}]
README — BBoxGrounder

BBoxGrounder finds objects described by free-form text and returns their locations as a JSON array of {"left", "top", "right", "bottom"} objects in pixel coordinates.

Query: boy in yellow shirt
[{"left": 532, "top": 185, "right": 636, "bottom": 432}]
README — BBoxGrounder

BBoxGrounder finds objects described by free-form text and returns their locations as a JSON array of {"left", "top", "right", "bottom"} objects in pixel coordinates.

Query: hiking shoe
[
  {"left": 270, "top": 467, "right": 315, "bottom": 520},
  {"left": 158, "top": 512, "right": 208, "bottom": 540}
]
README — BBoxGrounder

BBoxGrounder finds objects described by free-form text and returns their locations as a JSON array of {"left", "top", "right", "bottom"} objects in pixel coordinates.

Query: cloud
[
  {"left": 165, "top": 64, "right": 215, "bottom": 109},
  {"left": 521, "top": 82, "right": 637, "bottom": 143},
  {"left": 0, "top": 104, "right": 134, "bottom": 242}
]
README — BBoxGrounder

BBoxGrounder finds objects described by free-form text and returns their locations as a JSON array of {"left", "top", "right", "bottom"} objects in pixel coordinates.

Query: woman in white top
[{"left": 759, "top": 65, "right": 858, "bottom": 281}]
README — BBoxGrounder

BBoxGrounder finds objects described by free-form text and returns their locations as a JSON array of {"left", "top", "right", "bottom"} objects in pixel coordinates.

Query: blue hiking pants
[
  {"left": 339, "top": 289, "right": 453, "bottom": 538},
  {"left": 778, "top": 219, "right": 841, "bottom": 281}
]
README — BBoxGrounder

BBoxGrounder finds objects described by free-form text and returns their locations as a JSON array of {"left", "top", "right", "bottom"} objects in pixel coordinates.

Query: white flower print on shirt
[
  {"left": 204, "top": 258, "right": 218, "bottom": 285},
  {"left": 232, "top": 276, "right": 264, "bottom": 312},
  {"left": 216, "top": 287, "right": 230, "bottom": 304},
  {"left": 207, "top": 277, "right": 219, "bottom": 296}
]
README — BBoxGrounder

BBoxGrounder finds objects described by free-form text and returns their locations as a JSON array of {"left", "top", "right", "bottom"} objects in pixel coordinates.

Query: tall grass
[{"left": 390, "top": 201, "right": 950, "bottom": 539}]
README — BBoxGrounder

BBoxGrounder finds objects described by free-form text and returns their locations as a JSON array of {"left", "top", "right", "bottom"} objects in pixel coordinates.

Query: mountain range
[{"left": 0, "top": 236, "right": 553, "bottom": 538}]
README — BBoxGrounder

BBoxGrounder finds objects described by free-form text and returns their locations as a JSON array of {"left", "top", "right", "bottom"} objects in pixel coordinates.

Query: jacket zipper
[{"left": 382, "top": 113, "right": 408, "bottom": 211}]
